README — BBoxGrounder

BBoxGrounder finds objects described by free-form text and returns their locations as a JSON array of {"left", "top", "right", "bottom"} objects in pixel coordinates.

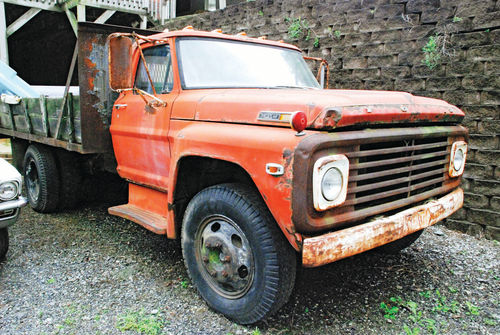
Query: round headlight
[
  {"left": 0, "top": 181, "right": 18, "bottom": 201},
  {"left": 453, "top": 148, "right": 464, "bottom": 171},
  {"left": 321, "top": 167, "right": 343, "bottom": 201}
]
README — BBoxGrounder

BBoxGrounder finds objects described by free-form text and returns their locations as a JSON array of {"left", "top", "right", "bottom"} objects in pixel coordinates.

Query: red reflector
[
  {"left": 290, "top": 112, "right": 307, "bottom": 133},
  {"left": 268, "top": 166, "right": 278, "bottom": 173}
]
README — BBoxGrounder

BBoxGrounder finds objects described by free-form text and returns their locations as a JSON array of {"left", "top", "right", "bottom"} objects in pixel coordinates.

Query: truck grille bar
[{"left": 340, "top": 136, "right": 456, "bottom": 224}]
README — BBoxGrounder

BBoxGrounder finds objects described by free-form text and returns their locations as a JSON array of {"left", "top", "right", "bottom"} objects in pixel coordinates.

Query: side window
[{"left": 135, "top": 45, "right": 173, "bottom": 94}]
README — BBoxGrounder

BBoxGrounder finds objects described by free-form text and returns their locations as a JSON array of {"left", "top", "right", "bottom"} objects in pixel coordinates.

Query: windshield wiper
[{"left": 271, "top": 85, "right": 310, "bottom": 89}]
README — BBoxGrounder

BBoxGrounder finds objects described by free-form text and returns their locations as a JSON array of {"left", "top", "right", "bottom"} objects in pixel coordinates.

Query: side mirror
[
  {"left": 318, "top": 62, "right": 328, "bottom": 89},
  {"left": 108, "top": 34, "right": 133, "bottom": 91}
]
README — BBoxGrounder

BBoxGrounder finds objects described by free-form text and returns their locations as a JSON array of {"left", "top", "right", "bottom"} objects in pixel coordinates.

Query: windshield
[{"left": 177, "top": 38, "right": 321, "bottom": 89}]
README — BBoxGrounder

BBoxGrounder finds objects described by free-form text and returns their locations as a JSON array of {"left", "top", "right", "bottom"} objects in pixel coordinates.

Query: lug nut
[
  {"left": 215, "top": 243, "right": 222, "bottom": 248},
  {"left": 224, "top": 255, "right": 231, "bottom": 263},
  {"left": 205, "top": 242, "right": 212, "bottom": 248},
  {"left": 222, "top": 271, "right": 228, "bottom": 278}
]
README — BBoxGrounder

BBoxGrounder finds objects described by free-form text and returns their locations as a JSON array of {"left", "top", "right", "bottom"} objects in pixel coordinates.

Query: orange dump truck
[{"left": 0, "top": 23, "right": 468, "bottom": 323}]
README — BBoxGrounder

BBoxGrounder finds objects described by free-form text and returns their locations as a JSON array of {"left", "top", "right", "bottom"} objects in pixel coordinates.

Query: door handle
[{"left": 114, "top": 104, "right": 127, "bottom": 109}]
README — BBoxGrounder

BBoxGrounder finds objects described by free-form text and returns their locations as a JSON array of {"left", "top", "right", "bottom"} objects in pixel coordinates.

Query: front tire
[
  {"left": 377, "top": 229, "right": 424, "bottom": 254},
  {"left": 0, "top": 228, "right": 8, "bottom": 260},
  {"left": 181, "top": 183, "right": 296, "bottom": 324},
  {"left": 23, "top": 144, "right": 60, "bottom": 213}
]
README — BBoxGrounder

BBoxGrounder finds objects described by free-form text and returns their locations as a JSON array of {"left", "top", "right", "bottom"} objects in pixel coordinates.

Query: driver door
[{"left": 111, "top": 43, "right": 176, "bottom": 191}]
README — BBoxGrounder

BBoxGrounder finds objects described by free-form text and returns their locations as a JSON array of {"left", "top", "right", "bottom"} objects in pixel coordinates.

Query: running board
[{"left": 108, "top": 204, "right": 169, "bottom": 235}]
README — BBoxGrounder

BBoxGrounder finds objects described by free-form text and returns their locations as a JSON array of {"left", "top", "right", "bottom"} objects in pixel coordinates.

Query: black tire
[
  {"left": 56, "top": 150, "right": 82, "bottom": 209},
  {"left": 0, "top": 228, "right": 8, "bottom": 260},
  {"left": 181, "top": 183, "right": 296, "bottom": 324},
  {"left": 377, "top": 229, "right": 424, "bottom": 254},
  {"left": 23, "top": 144, "right": 60, "bottom": 213}
]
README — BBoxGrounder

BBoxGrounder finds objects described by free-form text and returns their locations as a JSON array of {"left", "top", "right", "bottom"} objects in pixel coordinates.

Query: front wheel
[
  {"left": 377, "top": 229, "right": 424, "bottom": 254},
  {"left": 0, "top": 228, "right": 8, "bottom": 260},
  {"left": 181, "top": 184, "right": 296, "bottom": 324}
]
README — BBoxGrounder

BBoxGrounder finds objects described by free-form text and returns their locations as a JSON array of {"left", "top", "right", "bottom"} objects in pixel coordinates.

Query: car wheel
[
  {"left": 23, "top": 145, "right": 60, "bottom": 213},
  {"left": 181, "top": 183, "right": 296, "bottom": 324},
  {"left": 0, "top": 228, "right": 8, "bottom": 260},
  {"left": 377, "top": 229, "right": 424, "bottom": 254}
]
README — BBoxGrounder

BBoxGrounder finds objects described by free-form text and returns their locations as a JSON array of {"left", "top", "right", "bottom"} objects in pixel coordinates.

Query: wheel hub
[
  {"left": 197, "top": 215, "right": 254, "bottom": 299},
  {"left": 25, "top": 159, "right": 40, "bottom": 202}
]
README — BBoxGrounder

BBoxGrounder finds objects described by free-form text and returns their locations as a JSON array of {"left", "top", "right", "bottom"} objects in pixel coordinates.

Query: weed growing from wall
[
  {"left": 422, "top": 35, "right": 441, "bottom": 69},
  {"left": 285, "top": 17, "right": 320, "bottom": 48}
]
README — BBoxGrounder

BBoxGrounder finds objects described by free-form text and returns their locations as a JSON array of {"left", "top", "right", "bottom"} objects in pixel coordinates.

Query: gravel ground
[{"left": 0, "top": 201, "right": 499, "bottom": 335}]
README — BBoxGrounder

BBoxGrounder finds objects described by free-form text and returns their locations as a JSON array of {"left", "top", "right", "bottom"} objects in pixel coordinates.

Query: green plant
[
  {"left": 484, "top": 318, "right": 497, "bottom": 326},
  {"left": 285, "top": 17, "right": 320, "bottom": 47},
  {"left": 403, "top": 324, "right": 420, "bottom": 335},
  {"left": 380, "top": 300, "right": 399, "bottom": 320},
  {"left": 116, "top": 310, "right": 164, "bottom": 335},
  {"left": 422, "top": 35, "right": 441, "bottom": 69},
  {"left": 180, "top": 280, "right": 189, "bottom": 288},
  {"left": 47, "top": 278, "right": 55, "bottom": 284},
  {"left": 251, "top": 329, "right": 261, "bottom": 335},
  {"left": 258, "top": 10, "right": 263, "bottom": 16},
  {"left": 432, "top": 289, "right": 459, "bottom": 313},
  {"left": 313, "top": 37, "right": 320, "bottom": 48},
  {"left": 419, "top": 290, "right": 431, "bottom": 299},
  {"left": 452, "top": 16, "right": 463, "bottom": 23},
  {"left": 464, "top": 301, "right": 479, "bottom": 316},
  {"left": 423, "top": 318, "right": 438, "bottom": 335}
]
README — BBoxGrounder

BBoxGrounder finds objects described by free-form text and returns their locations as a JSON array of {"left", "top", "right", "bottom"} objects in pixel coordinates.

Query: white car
[{"left": 0, "top": 157, "right": 27, "bottom": 259}]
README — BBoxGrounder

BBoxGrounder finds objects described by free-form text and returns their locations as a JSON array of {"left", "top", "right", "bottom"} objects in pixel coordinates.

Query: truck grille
[
  {"left": 334, "top": 136, "right": 458, "bottom": 226},
  {"left": 291, "top": 125, "right": 467, "bottom": 233}
]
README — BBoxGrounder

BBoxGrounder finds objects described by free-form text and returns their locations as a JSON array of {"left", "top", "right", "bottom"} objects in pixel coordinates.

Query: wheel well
[{"left": 173, "top": 156, "right": 258, "bottom": 236}]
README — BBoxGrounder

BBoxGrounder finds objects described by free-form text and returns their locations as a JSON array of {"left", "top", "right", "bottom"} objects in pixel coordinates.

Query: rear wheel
[
  {"left": 23, "top": 145, "right": 60, "bottom": 213},
  {"left": 56, "top": 150, "right": 82, "bottom": 209},
  {"left": 377, "top": 229, "right": 424, "bottom": 254},
  {"left": 0, "top": 228, "right": 8, "bottom": 260},
  {"left": 181, "top": 183, "right": 296, "bottom": 324}
]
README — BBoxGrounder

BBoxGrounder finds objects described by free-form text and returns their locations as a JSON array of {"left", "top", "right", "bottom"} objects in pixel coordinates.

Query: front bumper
[
  {"left": 0, "top": 196, "right": 28, "bottom": 229},
  {"left": 302, "top": 188, "right": 463, "bottom": 267}
]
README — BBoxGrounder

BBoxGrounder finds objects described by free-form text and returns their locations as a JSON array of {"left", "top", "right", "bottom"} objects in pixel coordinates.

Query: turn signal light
[{"left": 290, "top": 111, "right": 307, "bottom": 133}]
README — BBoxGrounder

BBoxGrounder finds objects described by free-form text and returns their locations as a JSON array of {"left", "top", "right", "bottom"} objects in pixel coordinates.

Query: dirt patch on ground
[{"left": 1, "top": 203, "right": 498, "bottom": 334}]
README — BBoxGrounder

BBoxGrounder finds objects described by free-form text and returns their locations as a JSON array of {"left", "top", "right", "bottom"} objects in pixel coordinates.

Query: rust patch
[{"left": 302, "top": 187, "right": 464, "bottom": 267}]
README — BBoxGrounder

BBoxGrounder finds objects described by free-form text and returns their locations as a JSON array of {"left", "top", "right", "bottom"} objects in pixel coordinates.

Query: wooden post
[
  {"left": 39, "top": 95, "right": 49, "bottom": 137},
  {"left": 77, "top": 4, "right": 86, "bottom": 22},
  {"left": 22, "top": 100, "right": 32, "bottom": 134},
  {"left": 0, "top": 1, "right": 8, "bottom": 64},
  {"left": 67, "top": 93, "right": 74, "bottom": 143}
]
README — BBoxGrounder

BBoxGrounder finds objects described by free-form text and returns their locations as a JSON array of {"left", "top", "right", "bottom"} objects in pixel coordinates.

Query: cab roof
[{"left": 145, "top": 28, "right": 301, "bottom": 52}]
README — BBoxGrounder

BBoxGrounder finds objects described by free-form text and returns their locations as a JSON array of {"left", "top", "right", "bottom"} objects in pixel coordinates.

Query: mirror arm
[
  {"left": 135, "top": 88, "right": 167, "bottom": 106},
  {"left": 132, "top": 32, "right": 158, "bottom": 96},
  {"left": 303, "top": 56, "right": 330, "bottom": 89}
]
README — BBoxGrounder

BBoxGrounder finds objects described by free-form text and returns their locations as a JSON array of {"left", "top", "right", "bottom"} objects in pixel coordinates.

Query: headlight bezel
[
  {"left": 313, "top": 154, "right": 349, "bottom": 211},
  {"left": 449, "top": 141, "right": 467, "bottom": 177},
  {"left": 0, "top": 180, "right": 20, "bottom": 201}
]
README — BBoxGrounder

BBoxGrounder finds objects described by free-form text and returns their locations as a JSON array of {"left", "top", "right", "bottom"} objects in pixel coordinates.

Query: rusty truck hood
[{"left": 192, "top": 89, "right": 464, "bottom": 129}]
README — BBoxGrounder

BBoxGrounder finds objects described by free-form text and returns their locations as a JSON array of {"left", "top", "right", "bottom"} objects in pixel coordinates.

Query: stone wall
[{"left": 161, "top": 0, "right": 500, "bottom": 239}]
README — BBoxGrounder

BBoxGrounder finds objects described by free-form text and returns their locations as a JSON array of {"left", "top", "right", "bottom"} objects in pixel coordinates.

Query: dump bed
[{"left": 0, "top": 23, "right": 155, "bottom": 154}]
